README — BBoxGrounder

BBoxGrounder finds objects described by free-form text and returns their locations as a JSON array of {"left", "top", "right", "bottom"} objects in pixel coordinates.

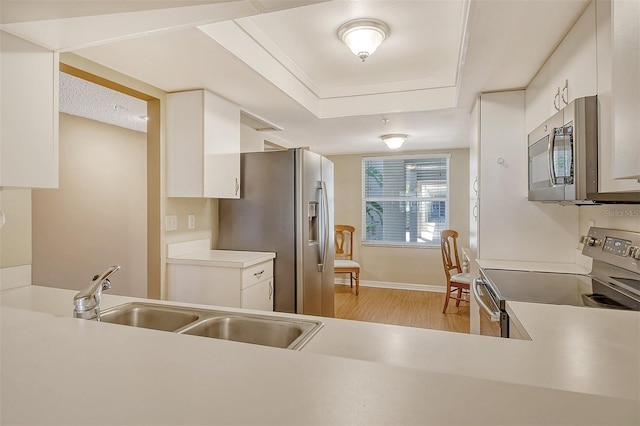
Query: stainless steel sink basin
[
  {"left": 98, "top": 302, "right": 323, "bottom": 350},
  {"left": 179, "top": 315, "right": 318, "bottom": 350},
  {"left": 99, "top": 304, "right": 200, "bottom": 332}
]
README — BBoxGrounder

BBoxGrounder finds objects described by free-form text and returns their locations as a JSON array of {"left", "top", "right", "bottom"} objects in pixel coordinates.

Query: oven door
[{"left": 472, "top": 278, "right": 503, "bottom": 338}]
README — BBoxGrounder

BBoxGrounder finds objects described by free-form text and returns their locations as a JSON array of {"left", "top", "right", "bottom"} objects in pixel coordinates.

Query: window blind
[{"left": 362, "top": 155, "right": 450, "bottom": 246}]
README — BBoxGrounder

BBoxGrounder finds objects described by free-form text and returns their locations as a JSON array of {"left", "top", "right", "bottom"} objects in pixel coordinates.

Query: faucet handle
[{"left": 102, "top": 278, "right": 112, "bottom": 291}]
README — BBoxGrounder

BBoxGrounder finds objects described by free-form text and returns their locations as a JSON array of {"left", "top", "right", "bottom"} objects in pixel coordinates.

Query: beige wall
[
  {"left": 32, "top": 113, "right": 148, "bottom": 297},
  {"left": 0, "top": 189, "right": 32, "bottom": 268},
  {"left": 329, "top": 149, "right": 470, "bottom": 288}
]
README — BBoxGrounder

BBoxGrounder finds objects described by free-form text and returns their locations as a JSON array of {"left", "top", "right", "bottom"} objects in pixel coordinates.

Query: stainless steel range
[{"left": 473, "top": 227, "right": 640, "bottom": 338}]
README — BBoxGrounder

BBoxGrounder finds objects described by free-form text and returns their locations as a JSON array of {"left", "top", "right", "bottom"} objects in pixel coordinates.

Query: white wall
[
  {"left": 240, "top": 123, "right": 265, "bottom": 152},
  {"left": 0, "top": 189, "right": 31, "bottom": 269},
  {"left": 32, "top": 114, "right": 148, "bottom": 297},
  {"left": 0, "top": 189, "right": 33, "bottom": 289},
  {"left": 478, "top": 91, "right": 579, "bottom": 263}
]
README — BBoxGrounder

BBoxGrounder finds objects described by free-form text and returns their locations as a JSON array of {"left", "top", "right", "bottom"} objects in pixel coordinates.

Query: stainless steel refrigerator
[{"left": 218, "top": 148, "right": 335, "bottom": 317}]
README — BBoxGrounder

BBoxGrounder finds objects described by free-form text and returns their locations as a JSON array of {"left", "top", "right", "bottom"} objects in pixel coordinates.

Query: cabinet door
[
  {"left": 610, "top": 0, "right": 640, "bottom": 179},
  {"left": 1, "top": 31, "right": 59, "bottom": 188},
  {"left": 166, "top": 89, "right": 240, "bottom": 198},
  {"left": 166, "top": 90, "right": 205, "bottom": 197},
  {"left": 596, "top": 0, "right": 640, "bottom": 189},
  {"left": 203, "top": 90, "right": 241, "bottom": 199},
  {"left": 525, "top": 2, "right": 597, "bottom": 133},
  {"left": 555, "top": 1, "right": 597, "bottom": 105},
  {"left": 241, "top": 278, "right": 274, "bottom": 311},
  {"left": 167, "top": 264, "right": 241, "bottom": 308}
]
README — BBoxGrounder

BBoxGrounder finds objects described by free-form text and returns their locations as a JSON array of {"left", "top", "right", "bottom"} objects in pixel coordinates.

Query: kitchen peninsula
[{"left": 1, "top": 285, "right": 638, "bottom": 425}]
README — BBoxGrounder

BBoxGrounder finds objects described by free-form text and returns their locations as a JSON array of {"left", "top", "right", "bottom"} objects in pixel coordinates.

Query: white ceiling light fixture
[
  {"left": 338, "top": 19, "right": 389, "bottom": 62},
  {"left": 380, "top": 134, "right": 408, "bottom": 150}
]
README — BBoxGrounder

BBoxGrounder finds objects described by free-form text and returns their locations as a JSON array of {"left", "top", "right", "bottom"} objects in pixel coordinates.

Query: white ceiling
[
  {"left": 59, "top": 72, "right": 148, "bottom": 133},
  {"left": 0, "top": 0, "right": 591, "bottom": 155}
]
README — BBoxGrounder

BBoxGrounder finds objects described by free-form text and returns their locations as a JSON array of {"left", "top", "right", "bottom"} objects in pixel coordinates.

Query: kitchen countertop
[
  {"left": 2, "top": 285, "right": 639, "bottom": 424},
  {"left": 167, "top": 249, "right": 275, "bottom": 268}
]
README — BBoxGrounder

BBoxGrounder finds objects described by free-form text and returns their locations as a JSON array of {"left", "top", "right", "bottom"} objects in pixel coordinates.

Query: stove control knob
[
  {"left": 583, "top": 236, "right": 600, "bottom": 247},
  {"left": 624, "top": 246, "right": 637, "bottom": 257},
  {"left": 632, "top": 247, "right": 640, "bottom": 261}
]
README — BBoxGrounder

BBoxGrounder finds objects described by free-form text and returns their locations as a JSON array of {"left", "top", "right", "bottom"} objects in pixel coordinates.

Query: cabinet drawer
[{"left": 241, "top": 261, "right": 273, "bottom": 289}]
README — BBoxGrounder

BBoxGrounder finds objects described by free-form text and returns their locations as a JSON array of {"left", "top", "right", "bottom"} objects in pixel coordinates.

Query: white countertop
[
  {"left": 1, "top": 285, "right": 639, "bottom": 424},
  {"left": 167, "top": 249, "right": 275, "bottom": 268}
]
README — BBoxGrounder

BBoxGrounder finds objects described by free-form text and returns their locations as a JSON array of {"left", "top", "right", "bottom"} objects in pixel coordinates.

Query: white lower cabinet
[
  {"left": 241, "top": 278, "right": 274, "bottom": 311},
  {"left": 167, "top": 251, "right": 275, "bottom": 311}
]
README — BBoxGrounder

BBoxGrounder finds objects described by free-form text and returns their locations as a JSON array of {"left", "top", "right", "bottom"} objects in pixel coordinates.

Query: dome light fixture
[
  {"left": 380, "top": 134, "right": 408, "bottom": 150},
  {"left": 338, "top": 19, "right": 389, "bottom": 62}
]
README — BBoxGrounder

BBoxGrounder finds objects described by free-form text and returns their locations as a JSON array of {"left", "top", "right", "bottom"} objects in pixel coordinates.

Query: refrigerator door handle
[{"left": 318, "top": 180, "right": 330, "bottom": 272}]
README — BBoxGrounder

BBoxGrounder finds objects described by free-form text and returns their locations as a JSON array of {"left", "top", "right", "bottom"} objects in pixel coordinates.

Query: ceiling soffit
[
  {"left": 0, "top": 0, "right": 328, "bottom": 51},
  {"left": 198, "top": 0, "right": 470, "bottom": 119}
]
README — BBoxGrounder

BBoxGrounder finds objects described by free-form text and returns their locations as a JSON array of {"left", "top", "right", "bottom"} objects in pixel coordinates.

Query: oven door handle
[{"left": 472, "top": 278, "right": 500, "bottom": 322}]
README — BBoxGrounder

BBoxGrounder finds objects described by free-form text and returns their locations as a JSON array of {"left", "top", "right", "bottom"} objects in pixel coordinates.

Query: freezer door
[{"left": 218, "top": 150, "right": 297, "bottom": 313}]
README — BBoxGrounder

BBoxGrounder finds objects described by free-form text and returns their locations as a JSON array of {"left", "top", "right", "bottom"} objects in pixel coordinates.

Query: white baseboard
[
  {"left": 334, "top": 278, "right": 445, "bottom": 293},
  {"left": 0, "top": 264, "right": 32, "bottom": 291}
]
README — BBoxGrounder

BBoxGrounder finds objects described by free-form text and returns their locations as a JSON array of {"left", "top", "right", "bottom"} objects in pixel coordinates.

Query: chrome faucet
[{"left": 73, "top": 265, "right": 121, "bottom": 320}]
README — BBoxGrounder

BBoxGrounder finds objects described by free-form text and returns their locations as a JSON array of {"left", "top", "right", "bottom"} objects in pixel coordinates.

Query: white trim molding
[
  {"left": 0, "top": 264, "right": 32, "bottom": 291},
  {"left": 334, "top": 278, "right": 445, "bottom": 293}
]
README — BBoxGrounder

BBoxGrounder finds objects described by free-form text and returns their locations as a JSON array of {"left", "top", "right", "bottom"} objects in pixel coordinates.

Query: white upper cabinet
[
  {"left": 525, "top": 1, "right": 598, "bottom": 133},
  {"left": 527, "top": 0, "right": 639, "bottom": 193},
  {"left": 167, "top": 89, "right": 240, "bottom": 198},
  {"left": 596, "top": 0, "right": 640, "bottom": 185},
  {"left": 1, "top": 31, "right": 59, "bottom": 189}
]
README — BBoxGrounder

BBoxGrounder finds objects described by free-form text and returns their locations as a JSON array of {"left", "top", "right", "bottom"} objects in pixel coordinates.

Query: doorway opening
[{"left": 31, "top": 64, "right": 161, "bottom": 299}]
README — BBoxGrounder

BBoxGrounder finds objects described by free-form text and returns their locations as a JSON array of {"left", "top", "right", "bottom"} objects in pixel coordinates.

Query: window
[{"left": 362, "top": 154, "right": 450, "bottom": 247}]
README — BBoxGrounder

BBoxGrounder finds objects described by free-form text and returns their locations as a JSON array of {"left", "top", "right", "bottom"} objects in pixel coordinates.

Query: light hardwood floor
[{"left": 334, "top": 285, "right": 470, "bottom": 334}]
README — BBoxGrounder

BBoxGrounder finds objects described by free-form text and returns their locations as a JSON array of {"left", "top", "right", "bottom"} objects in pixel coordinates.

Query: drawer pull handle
[
  {"left": 254, "top": 270, "right": 265, "bottom": 278},
  {"left": 268, "top": 281, "right": 273, "bottom": 300}
]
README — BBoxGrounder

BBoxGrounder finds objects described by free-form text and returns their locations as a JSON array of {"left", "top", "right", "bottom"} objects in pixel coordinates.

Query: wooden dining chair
[
  {"left": 334, "top": 225, "right": 360, "bottom": 295},
  {"left": 441, "top": 229, "right": 471, "bottom": 313}
]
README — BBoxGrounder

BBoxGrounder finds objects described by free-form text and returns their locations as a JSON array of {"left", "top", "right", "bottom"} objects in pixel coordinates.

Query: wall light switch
[
  {"left": 165, "top": 215, "right": 178, "bottom": 231},
  {"left": 188, "top": 214, "right": 196, "bottom": 229}
]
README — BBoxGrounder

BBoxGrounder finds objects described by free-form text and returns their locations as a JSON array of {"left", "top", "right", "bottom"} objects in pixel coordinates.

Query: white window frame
[{"left": 361, "top": 153, "right": 451, "bottom": 248}]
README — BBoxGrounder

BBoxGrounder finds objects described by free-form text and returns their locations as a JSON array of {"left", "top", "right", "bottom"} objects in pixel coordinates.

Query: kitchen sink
[
  {"left": 179, "top": 315, "right": 318, "bottom": 350},
  {"left": 99, "top": 304, "right": 200, "bottom": 331},
  {"left": 98, "top": 302, "right": 323, "bottom": 350}
]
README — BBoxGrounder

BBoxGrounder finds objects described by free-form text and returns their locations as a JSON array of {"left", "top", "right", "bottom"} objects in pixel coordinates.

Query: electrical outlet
[
  {"left": 165, "top": 215, "right": 178, "bottom": 231},
  {"left": 188, "top": 214, "right": 196, "bottom": 229}
]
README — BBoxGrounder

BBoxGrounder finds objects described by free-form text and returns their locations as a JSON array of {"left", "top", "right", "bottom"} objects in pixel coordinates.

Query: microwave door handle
[
  {"left": 472, "top": 278, "right": 500, "bottom": 322},
  {"left": 548, "top": 130, "right": 557, "bottom": 186}
]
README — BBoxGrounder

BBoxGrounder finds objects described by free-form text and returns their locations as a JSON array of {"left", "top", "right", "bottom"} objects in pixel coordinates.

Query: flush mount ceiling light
[
  {"left": 338, "top": 19, "right": 389, "bottom": 62},
  {"left": 380, "top": 134, "right": 408, "bottom": 150}
]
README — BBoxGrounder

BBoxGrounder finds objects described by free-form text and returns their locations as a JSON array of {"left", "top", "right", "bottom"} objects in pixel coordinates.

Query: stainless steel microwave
[{"left": 528, "top": 95, "right": 639, "bottom": 204}]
